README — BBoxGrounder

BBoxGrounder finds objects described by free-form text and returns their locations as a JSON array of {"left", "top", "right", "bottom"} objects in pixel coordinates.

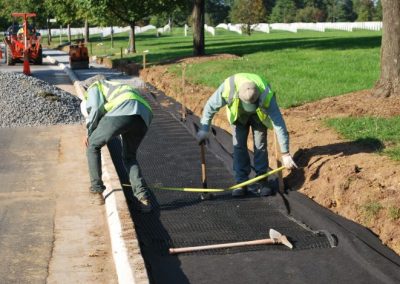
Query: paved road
[{"left": 0, "top": 46, "right": 117, "bottom": 283}]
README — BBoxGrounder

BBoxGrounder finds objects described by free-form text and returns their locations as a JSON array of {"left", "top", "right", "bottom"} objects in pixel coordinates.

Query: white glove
[
  {"left": 196, "top": 130, "right": 209, "bottom": 144},
  {"left": 80, "top": 100, "right": 89, "bottom": 118},
  {"left": 282, "top": 153, "right": 298, "bottom": 170}
]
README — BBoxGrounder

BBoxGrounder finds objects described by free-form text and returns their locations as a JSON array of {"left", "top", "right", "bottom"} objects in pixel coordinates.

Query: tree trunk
[
  {"left": 193, "top": 0, "right": 205, "bottom": 56},
  {"left": 47, "top": 18, "right": 51, "bottom": 45},
  {"left": 111, "top": 26, "right": 114, "bottom": 49},
  {"left": 84, "top": 19, "right": 89, "bottom": 44},
  {"left": 129, "top": 22, "right": 136, "bottom": 53},
  {"left": 373, "top": 0, "right": 400, "bottom": 97},
  {"left": 67, "top": 24, "right": 71, "bottom": 42}
]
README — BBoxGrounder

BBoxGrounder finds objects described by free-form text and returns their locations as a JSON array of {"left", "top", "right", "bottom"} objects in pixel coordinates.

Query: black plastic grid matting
[{"left": 120, "top": 98, "right": 333, "bottom": 255}]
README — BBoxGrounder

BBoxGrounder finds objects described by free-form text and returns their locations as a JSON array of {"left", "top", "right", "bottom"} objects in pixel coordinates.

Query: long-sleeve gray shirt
[
  {"left": 200, "top": 83, "right": 290, "bottom": 153},
  {"left": 83, "top": 85, "right": 152, "bottom": 136}
]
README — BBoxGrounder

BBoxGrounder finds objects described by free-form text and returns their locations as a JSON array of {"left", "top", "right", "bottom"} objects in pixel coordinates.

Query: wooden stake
[
  {"left": 200, "top": 143, "right": 207, "bottom": 188},
  {"left": 273, "top": 131, "right": 285, "bottom": 193},
  {"left": 181, "top": 63, "right": 187, "bottom": 121}
]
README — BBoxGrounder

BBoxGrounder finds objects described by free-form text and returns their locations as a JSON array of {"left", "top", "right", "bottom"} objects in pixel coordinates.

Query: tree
[
  {"left": 324, "top": 0, "right": 356, "bottom": 22},
  {"left": 373, "top": 0, "right": 400, "bottom": 97},
  {"left": 296, "top": 6, "right": 326, "bottom": 22},
  {"left": 338, "top": 0, "right": 356, "bottom": 21},
  {"left": 90, "top": 0, "right": 184, "bottom": 53},
  {"left": 0, "top": 1, "right": 9, "bottom": 29},
  {"left": 373, "top": 0, "right": 383, "bottom": 21},
  {"left": 230, "top": 0, "right": 266, "bottom": 35},
  {"left": 193, "top": 0, "right": 205, "bottom": 55},
  {"left": 206, "top": 0, "right": 230, "bottom": 25},
  {"left": 150, "top": 5, "right": 189, "bottom": 28},
  {"left": 353, "top": 0, "right": 374, "bottom": 21},
  {"left": 45, "top": 0, "right": 80, "bottom": 42},
  {"left": 263, "top": 0, "right": 277, "bottom": 19},
  {"left": 0, "top": 0, "right": 48, "bottom": 27},
  {"left": 270, "top": 0, "right": 297, "bottom": 23}
]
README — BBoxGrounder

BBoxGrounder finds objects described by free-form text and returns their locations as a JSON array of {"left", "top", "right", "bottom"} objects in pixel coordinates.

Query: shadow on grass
[
  {"left": 167, "top": 35, "right": 381, "bottom": 54},
  {"left": 285, "top": 137, "right": 384, "bottom": 192},
  {"left": 95, "top": 32, "right": 381, "bottom": 68},
  {"left": 142, "top": 35, "right": 380, "bottom": 65}
]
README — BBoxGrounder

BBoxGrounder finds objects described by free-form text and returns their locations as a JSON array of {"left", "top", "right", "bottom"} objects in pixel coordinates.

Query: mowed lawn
[{"left": 90, "top": 28, "right": 381, "bottom": 108}]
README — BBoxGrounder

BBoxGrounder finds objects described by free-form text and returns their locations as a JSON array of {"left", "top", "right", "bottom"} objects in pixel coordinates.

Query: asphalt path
[{"left": 0, "top": 47, "right": 117, "bottom": 283}]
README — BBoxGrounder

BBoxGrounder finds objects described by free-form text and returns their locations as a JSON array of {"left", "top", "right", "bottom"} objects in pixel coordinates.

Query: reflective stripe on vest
[
  {"left": 221, "top": 74, "right": 274, "bottom": 128},
  {"left": 86, "top": 80, "right": 152, "bottom": 113}
]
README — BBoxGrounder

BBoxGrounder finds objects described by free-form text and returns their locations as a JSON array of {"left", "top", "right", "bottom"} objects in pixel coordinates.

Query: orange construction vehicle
[
  {"left": 3, "top": 13, "right": 43, "bottom": 72},
  {"left": 69, "top": 40, "right": 89, "bottom": 69}
]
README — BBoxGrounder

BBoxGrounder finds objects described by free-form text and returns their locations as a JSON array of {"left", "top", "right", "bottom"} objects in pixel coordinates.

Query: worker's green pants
[{"left": 86, "top": 115, "right": 149, "bottom": 200}]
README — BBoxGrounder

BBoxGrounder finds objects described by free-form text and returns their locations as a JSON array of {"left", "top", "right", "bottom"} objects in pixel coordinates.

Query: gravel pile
[{"left": 0, "top": 72, "right": 84, "bottom": 128}]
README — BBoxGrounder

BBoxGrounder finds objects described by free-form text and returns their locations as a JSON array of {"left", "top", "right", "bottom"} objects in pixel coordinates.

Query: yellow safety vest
[
  {"left": 221, "top": 73, "right": 274, "bottom": 128},
  {"left": 85, "top": 80, "right": 152, "bottom": 113}
]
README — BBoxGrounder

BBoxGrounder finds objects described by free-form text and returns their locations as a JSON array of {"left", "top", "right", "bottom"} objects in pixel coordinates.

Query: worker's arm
[
  {"left": 200, "top": 84, "right": 227, "bottom": 131},
  {"left": 85, "top": 87, "right": 105, "bottom": 136},
  {"left": 266, "top": 95, "right": 289, "bottom": 153}
]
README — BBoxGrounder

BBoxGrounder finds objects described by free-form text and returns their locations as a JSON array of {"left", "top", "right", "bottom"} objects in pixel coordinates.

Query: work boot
[
  {"left": 232, "top": 187, "right": 247, "bottom": 197},
  {"left": 200, "top": 192, "right": 215, "bottom": 200},
  {"left": 139, "top": 198, "right": 153, "bottom": 213},
  {"left": 90, "top": 191, "right": 105, "bottom": 205},
  {"left": 260, "top": 184, "right": 274, "bottom": 196},
  {"left": 247, "top": 183, "right": 261, "bottom": 194}
]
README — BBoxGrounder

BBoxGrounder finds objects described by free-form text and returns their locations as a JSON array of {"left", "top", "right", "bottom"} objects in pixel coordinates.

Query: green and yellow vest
[
  {"left": 221, "top": 73, "right": 274, "bottom": 128},
  {"left": 85, "top": 80, "right": 152, "bottom": 113}
]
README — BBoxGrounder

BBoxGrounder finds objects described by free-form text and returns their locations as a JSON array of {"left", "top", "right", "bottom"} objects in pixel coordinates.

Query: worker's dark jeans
[
  {"left": 87, "top": 115, "right": 149, "bottom": 200},
  {"left": 231, "top": 115, "right": 268, "bottom": 183}
]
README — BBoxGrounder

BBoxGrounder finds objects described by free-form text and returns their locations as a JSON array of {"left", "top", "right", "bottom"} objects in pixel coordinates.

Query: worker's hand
[
  {"left": 282, "top": 153, "right": 298, "bottom": 170},
  {"left": 83, "top": 136, "right": 89, "bottom": 148},
  {"left": 196, "top": 130, "right": 209, "bottom": 145}
]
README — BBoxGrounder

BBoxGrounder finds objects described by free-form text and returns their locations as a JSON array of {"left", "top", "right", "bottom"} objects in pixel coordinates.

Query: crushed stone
[{"left": 0, "top": 72, "right": 83, "bottom": 128}]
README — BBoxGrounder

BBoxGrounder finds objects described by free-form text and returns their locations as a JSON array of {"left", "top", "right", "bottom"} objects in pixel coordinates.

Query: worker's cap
[
  {"left": 238, "top": 81, "right": 260, "bottom": 112},
  {"left": 81, "top": 74, "right": 107, "bottom": 90}
]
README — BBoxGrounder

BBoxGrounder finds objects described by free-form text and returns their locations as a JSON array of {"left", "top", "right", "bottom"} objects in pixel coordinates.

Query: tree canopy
[{"left": 230, "top": 0, "right": 267, "bottom": 34}]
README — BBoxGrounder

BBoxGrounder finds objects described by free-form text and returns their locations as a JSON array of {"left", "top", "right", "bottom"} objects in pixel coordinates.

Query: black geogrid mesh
[{"left": 121, "top": 97, "right": 333, "bottom": 255}]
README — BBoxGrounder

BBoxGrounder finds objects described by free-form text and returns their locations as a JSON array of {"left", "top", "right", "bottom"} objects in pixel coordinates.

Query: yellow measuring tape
[
  {"left": 228, "top": 166, "right": 285, "bottom": 190},
  {"left": 122, "top": 166, "right": 285, "bottom": 193}
]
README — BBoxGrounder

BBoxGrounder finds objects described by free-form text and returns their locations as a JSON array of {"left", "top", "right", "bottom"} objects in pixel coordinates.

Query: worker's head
[
  {"left": 238, "top": 81, "right": 260, "bottom": 112},
  {"left": 82, "top": 74, "right": 107, "bottom": 90}
]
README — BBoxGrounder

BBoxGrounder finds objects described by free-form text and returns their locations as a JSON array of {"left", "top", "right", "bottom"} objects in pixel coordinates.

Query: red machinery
[
  {"left": 69, "top": 40, "right": 89, "bottom": 69},
  {"left": 3, "top": 13, "right": 43, "bottom": 74}
]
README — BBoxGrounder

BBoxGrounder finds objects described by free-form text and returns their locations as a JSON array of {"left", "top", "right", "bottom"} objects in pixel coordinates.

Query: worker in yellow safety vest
[
  {"left": 196, "top": 73, "right": 297, "bottom": 197},
  {"left": 81, "top": 75, "right": 153, "bottom": 212}
]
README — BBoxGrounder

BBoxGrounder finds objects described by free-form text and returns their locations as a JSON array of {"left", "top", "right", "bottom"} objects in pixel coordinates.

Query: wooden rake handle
[
  {"left": 169, "top": 238, "right": 276, "bottom": 254},
  {"left": 200, "top": 143, "right": 207, "bottom": 188}
]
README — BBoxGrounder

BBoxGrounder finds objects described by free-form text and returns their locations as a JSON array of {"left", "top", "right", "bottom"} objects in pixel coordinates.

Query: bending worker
[
  {"left": 196, "top": 73, "right": 297, "bottom": 197},
  {"left": 81, "top": 75, "right": 153, "bottom": 212}
]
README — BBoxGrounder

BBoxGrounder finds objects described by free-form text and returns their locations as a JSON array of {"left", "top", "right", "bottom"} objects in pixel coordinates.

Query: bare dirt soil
[{"left": 141, "top": 55, "right": 400, "bottom": 255}]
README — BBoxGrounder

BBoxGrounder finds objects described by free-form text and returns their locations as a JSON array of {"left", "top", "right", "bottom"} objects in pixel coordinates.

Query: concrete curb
[
  {"left": 102, "top": 148, "right": 149, "bottom": 284},
  {"left": 45, "top": 55, "right": 85, "bottom": 100},
  {"left": 45, "top": 53, "right": 149, "bottom": 284}
]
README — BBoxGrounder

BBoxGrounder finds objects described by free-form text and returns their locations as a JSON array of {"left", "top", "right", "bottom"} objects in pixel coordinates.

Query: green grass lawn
[
  {"left": 84, "top": 28, "right": 381, "bottom": 109},
  {"left": 325, "top": 116, "right": 400, "bottom": 161},
  {"left": 43, "top": 29, "right": 381, "bottom": 109}
]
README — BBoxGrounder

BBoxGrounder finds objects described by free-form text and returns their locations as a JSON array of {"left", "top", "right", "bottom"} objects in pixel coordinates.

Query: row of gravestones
[
  {"left": 34, "top": 21, "right": 382, "bottom": 39},
  {"left": 217, "top": 21, "right": 382, "bottom": 34}
]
